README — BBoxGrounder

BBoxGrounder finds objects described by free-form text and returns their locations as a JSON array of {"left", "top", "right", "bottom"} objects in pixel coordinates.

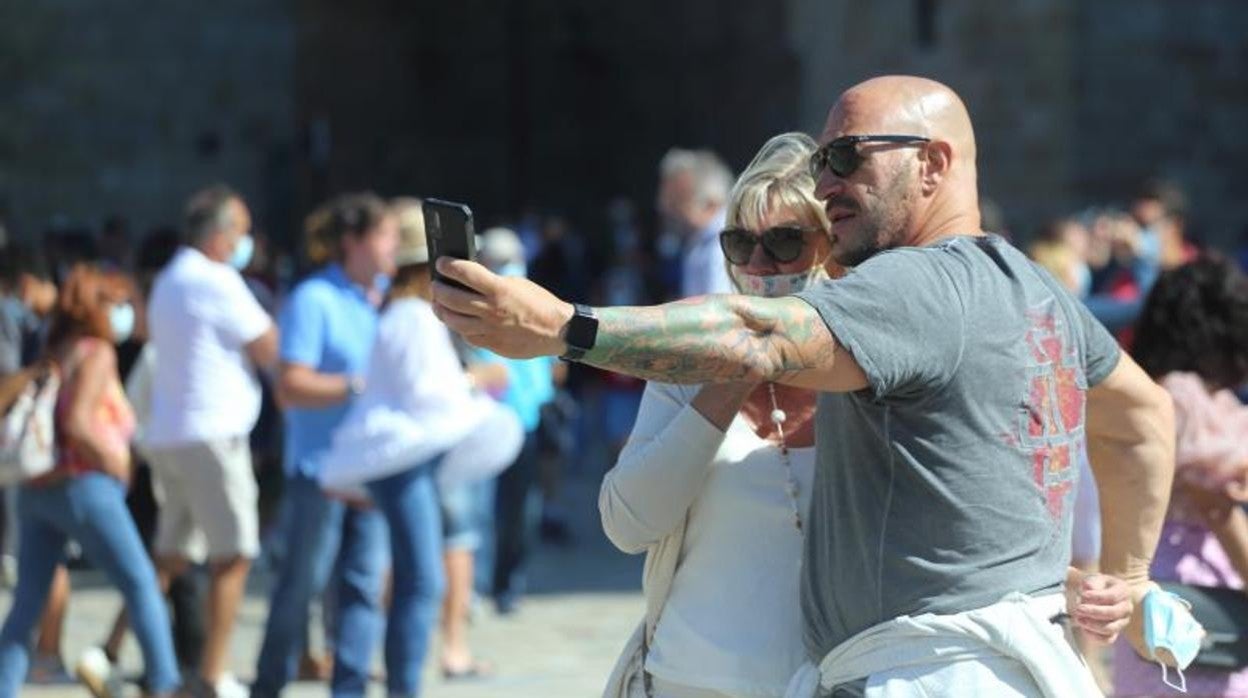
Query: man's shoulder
[
  {"left": 158, "top": 249, "right": 240, "bottom": 289},
  {"left": 289, "top": 271, "right": 340, "bottom": 299}
]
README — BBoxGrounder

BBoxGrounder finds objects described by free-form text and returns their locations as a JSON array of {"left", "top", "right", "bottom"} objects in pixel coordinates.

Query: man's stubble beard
[{"left": 831, "top": 168, "right": 916, "bottom": 267}]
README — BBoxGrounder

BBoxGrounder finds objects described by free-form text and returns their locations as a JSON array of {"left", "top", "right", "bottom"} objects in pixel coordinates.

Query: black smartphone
[{"left": 422, "top": 198, "right": 477, "bottom": 290}]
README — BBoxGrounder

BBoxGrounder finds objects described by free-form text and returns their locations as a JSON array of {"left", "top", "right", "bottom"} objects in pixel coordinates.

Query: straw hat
[{"left": 392, "top": 197, "right": 428, "bottom": 266}]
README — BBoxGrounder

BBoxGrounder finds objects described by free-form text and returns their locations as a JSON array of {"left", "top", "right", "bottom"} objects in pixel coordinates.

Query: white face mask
[
  {"left": 109, "top": 302, "right": 135, "bottom": 344},
  {"left": 229, "top": 234, "right": 255, "bottom": 271},
  {"left": 730, "top": 264, "right": 830, "bottom": 298}
]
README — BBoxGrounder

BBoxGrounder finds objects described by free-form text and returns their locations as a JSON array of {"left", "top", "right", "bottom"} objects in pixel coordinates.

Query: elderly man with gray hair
[
  {"left": 657, "top": 148, "right": 735, "bottom": 298},
  {"left": 142, "top": 184, "right": 278, "bottom": 698}
]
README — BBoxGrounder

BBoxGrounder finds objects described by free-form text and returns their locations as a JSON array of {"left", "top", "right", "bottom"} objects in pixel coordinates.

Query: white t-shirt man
[{"left": 145, "top": 247, "right": 271, "bottom": 448}]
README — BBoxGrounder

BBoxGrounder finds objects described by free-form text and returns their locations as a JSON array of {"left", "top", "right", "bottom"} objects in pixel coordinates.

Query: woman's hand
[
  {"left": 1224, "top": 466, "right": 1248, "bottom": 502},
  {"left": 690, "top": 383, "right": 757, "bottom": 431},
  {"left": 1065, "top": 567, "right": 1133, "bottom": 644}
]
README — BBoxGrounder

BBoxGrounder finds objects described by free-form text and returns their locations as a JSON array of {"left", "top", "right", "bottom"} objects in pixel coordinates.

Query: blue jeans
[
  {"left": 367, "top": 464, "right": 445, "bottom": 698},
  {"left": 252, "top": 475, "right": 388, "bottom": 698},
  {"left": 0, "top": 473, "right": 180, "bottom": 694}
]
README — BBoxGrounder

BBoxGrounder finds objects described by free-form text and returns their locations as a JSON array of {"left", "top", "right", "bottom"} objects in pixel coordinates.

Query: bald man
[{"left": 431, "top": 76, "right": 1175, "bottom": 696}]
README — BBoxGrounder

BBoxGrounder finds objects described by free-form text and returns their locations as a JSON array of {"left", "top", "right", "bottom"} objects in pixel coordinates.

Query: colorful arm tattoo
[{"left": 582, "top": 294, "right": 837, "bottom": 384}]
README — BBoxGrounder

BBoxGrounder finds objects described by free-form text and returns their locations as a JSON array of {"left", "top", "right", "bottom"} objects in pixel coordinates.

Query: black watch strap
[{"left": 560, "top": 303, "right": 599, "bottom": 362}]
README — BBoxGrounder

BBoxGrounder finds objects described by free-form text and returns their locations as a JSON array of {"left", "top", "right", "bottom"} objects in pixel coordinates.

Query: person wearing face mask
[
  {"left": 0, "top": 265, "right": 182, "bottom": 697},
  {"left": 599, "top": 132, "right": 833, "bottom": 698},
  {"left": 563, "top": 130, "right": 1135, "bottom": 698},
  {"left": 468, "top": 229, "right": 559, "bottom": 617},
  {"left": 1113, "top": 256, "right": 1248, "bottom": 697},
  {"left": 0, "top": 242, "right": 76, "bottom": 684},
  {"left": 139, "top": 185, "right": 279, "bottom": 698}
]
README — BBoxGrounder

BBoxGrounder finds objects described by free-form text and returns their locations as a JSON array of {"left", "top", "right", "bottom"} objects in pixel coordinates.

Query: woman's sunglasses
[
  {"left": 719, "top": 226, "right": 811, "bottom": 265},
  {"left": 808, "top": 134, "right": 931, "bottom": 179}
]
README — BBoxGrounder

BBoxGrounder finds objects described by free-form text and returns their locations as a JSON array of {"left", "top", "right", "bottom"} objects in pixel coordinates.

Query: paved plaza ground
[{"left": 5, "top": 473, "right": 645, "bottom": 697}]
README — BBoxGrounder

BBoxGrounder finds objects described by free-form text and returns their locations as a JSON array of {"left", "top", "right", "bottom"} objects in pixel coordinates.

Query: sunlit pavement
[{"left": 8, "top": 471, "right": 646, "bottom": 697}]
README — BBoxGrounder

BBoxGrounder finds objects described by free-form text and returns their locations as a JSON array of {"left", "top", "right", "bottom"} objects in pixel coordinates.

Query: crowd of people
[
  {"left": 0, "top": 72, "right": 1245, "bottom": 698},
  {"left": 0, "top": 188, "right": 580, "bottom": 697}
]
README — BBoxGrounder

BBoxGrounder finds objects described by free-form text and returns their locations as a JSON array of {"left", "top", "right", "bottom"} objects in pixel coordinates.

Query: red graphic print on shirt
[{"left": 1018, "top": 301, "right": 1088, "bottom": 521}]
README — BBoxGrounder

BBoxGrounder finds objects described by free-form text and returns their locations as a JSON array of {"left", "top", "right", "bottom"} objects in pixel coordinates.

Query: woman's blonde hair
[
  {"left": 723, "top": 132, "right": 833, "bottom": 288},
  {"left": 726, "top": 132, "right": 830, "bottom": 233}
]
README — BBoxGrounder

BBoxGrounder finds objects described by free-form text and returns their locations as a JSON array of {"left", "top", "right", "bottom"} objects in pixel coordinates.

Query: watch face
[{"left": 566, "top": 305, "right": 598, "bottom": 350}]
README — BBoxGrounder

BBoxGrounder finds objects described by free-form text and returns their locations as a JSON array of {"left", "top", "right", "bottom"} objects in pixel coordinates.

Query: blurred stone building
[{"left": 2, "top": 0, "right": 1245, "bottom": 248}]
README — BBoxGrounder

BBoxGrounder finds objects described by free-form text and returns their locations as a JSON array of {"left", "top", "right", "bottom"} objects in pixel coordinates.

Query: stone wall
[
  {"left": 0, "top": 0, "right": 296, "bottom": 241},
  {"left": 1, "top": 1, "right": 1244, "bottom": 250},
  {"left": 789, "top": 0, "right": 1247, "bottom": 246},
  {"left": 790, "top": 0, "right": 1080, "bottom": 237},
  {"left": 293, "top": 0, "right": 800, "bottom": 235},
  {"left": 1075, "top": 0, "right": 1248, "bottom": 243}
]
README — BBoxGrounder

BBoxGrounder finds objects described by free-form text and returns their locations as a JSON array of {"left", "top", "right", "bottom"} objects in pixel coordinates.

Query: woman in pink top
[
  {"left": 1116, "top": 255, "right": 1248, "bottom": 697},
  {"left": 0, "top": 265, "right": 181, "bottom": 697}
]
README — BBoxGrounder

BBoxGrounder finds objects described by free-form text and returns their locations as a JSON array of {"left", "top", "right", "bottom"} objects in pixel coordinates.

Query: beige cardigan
[{"left": 599, "top": 383, "right": 730, "bottom": 697}]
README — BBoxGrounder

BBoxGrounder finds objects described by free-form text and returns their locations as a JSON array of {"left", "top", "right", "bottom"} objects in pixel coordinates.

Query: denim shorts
[{"left": 436, "top": 479, "right": 486, "bottom": 552}]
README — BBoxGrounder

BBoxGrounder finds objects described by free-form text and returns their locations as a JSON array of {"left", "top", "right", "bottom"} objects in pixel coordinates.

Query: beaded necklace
[{"left": 767, "top": 383, "right": 804, "bottom": 535}]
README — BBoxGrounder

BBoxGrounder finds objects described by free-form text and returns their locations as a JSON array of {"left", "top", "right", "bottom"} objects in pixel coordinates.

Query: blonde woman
[
  {"left": 600, "top": 133, "right": 832, "bottom": 698},
  {"left": 600, "top": 133, "right": 1135, "bottom": 698}
]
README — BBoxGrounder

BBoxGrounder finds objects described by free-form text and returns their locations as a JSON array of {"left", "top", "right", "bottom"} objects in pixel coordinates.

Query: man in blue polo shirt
[{"left": 253, "top": 193, "right": 398, "bottom": 698}]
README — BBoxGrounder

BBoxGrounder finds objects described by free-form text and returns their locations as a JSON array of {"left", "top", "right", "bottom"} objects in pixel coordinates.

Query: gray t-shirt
[{"left": 794, "top": 235, "right": 1120, "bottom": 658}]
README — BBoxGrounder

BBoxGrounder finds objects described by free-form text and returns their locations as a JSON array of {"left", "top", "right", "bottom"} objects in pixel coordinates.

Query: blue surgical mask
[
  {"left": 731, "top": 265, "right": 829, "bottom": 298},
  {"left": 1142, "top": 588, "right": 1205, "bottom": 693},
  {"left": 109, "top": 303, "right": 135, "bottom": 344},
  {"left": 229, "top": 235, "right": 255, "bottom": 271}
]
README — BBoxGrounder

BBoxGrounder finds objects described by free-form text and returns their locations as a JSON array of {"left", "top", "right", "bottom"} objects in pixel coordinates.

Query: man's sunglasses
[
  {"left": 809, "top": 134, "right": 931, "bottom": 179},
  {"left": 719, "top": 226, "right": 812, "bottom": 265}
]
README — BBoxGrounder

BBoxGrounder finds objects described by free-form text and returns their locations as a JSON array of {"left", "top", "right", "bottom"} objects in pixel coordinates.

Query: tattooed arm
[{"left": 431, "top": 258, "right": 867, "bottom": 392}]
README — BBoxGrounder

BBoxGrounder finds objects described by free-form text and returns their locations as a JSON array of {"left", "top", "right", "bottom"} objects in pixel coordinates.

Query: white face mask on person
[
  {"left": 730, "top": 264, "right": 829, "bottom": 298},
  {"left": 229, "top": 234, "right": 255, "bottom": 271},
  {"left": 109, "top": 302, "right": 135, "bottom": 344}
]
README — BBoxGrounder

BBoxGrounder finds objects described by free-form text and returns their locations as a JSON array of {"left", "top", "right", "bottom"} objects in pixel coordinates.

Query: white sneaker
[
  {"left": 212, "top": 673, "right": 250, "bottom": 698},
  {"left": 75, "top": 647, "right": 123, "bottom": 698}
]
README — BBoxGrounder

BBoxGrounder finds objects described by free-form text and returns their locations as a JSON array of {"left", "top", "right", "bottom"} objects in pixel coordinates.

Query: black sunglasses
[
  {"left": 719, "top": 226, "right": 812, "bottom": 265},
  {"left": 809, "top": 134, "right": 931, "bottom": 179}
]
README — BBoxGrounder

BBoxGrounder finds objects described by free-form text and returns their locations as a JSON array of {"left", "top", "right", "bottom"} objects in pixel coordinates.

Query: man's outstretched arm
[{"left": 431, "top": 258, "right": 867, "bottom": 392}]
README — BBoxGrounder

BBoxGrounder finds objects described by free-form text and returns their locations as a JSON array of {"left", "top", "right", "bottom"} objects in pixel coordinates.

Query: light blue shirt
[
  {"left": 279, "top": 264, "right": 379, "bottom": 479},
  {"left": 473, "top": 349, "right": 555, "bottom": 433}
]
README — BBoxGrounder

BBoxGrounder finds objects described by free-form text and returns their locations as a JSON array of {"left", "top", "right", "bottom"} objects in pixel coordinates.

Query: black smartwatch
[{"left": 560, "top": 303, "right": 599, "bottom": 362}]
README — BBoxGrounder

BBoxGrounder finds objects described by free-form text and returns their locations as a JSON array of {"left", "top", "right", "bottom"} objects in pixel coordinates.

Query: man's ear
[{"left": 919, "top": 141, "right": 953, "bottom": 196}]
